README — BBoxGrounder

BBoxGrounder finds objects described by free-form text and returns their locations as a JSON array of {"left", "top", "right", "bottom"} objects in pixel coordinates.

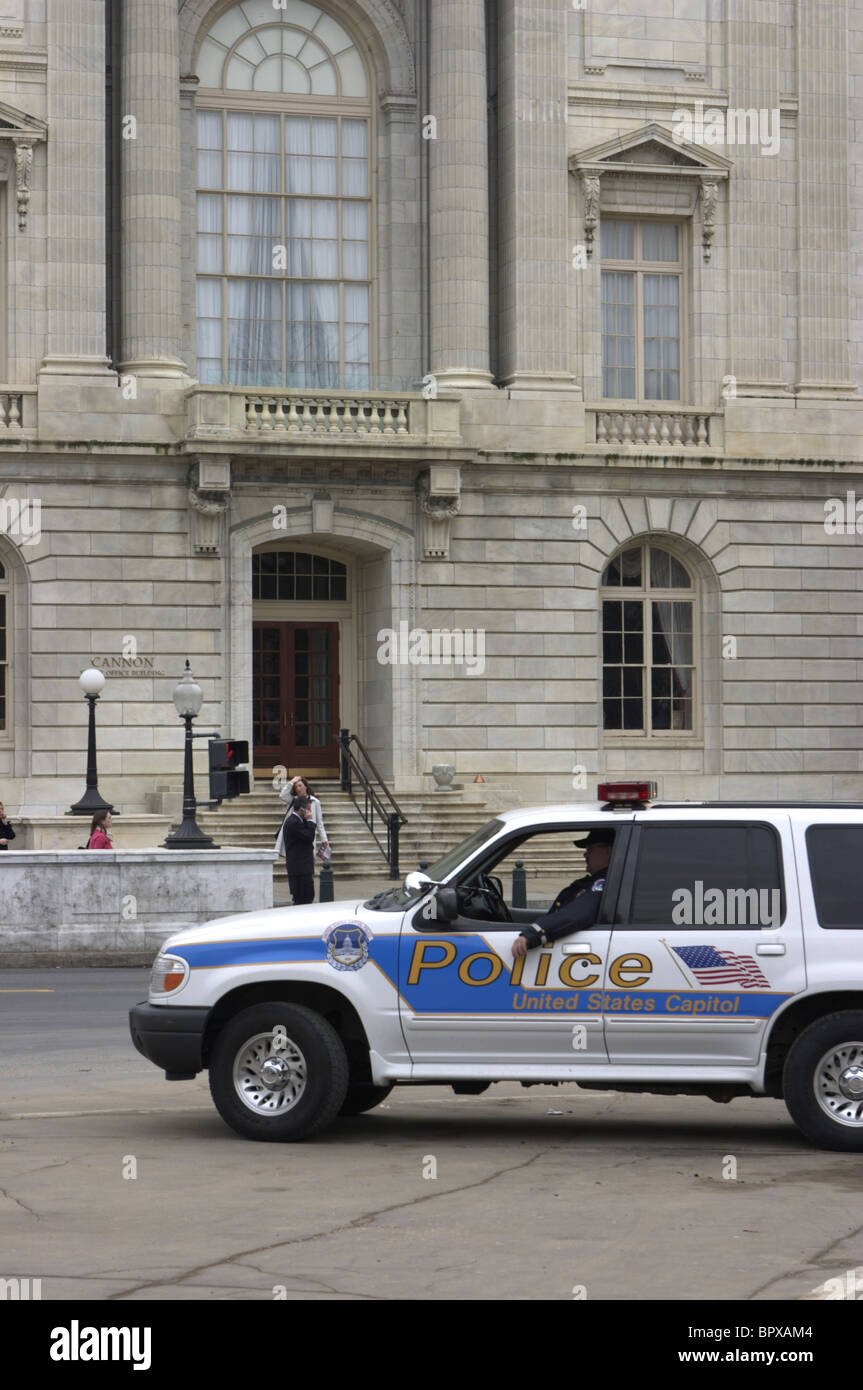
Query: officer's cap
[{"left": 574, "top": 828, "right": 615, "bottom": 849}]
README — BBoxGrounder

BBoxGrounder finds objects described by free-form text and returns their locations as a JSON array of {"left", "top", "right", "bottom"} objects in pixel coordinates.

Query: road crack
[{"left": 106, "top": 1148, "right": 543, "bottom": 1301}]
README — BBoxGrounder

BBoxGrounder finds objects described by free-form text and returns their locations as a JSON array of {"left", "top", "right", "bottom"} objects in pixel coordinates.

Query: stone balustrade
[
  {"left": 0, "top": 388, "right": 36, "bottom": 433},
  {"left": 587, "top": 405, "right": 723, "bottom": 451},
  {"left": 186, "top": 386, "right": 461, "bottom": 444}
]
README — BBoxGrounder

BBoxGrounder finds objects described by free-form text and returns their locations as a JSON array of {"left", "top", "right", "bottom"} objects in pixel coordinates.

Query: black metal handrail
[{"left": 339, "top": 728, "right": 407, "bottom": 878}]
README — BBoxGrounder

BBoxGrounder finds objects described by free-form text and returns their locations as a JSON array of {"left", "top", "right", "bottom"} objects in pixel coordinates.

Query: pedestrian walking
[
  {"left": 86, "top": 810, "right": 113, "bottom": 848},
  {"left": 0, "top": 800, "right": 15, "bottom": 850},
  {"left": 279, "top": 795, "right": 316, "bottom": 905}
]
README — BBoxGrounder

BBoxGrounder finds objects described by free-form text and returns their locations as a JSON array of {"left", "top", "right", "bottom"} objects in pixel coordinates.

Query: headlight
[{"left": 150, "top": 953, "right": 188, "bottom": 995}]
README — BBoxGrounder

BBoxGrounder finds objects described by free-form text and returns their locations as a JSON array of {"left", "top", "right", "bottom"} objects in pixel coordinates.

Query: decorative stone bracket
[
  {"left": 698, "top": 176, "right": 719, "bottom": 263},
  {"left": 580, "top": 173, "right": 601, "bottom": 260},
  {"left": 0, "top": 102, "right": 48, "bottom": 231},
  {"left": 417, "top": 465, "right": 461, "bottom": 561},
  {"left": 188, "top": 456, "right": 230, "bottom": 556}
]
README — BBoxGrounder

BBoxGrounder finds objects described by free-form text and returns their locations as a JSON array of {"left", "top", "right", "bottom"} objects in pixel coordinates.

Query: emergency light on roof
[{"left": 598, "top": 781, "right": 657, "bottom": 805}]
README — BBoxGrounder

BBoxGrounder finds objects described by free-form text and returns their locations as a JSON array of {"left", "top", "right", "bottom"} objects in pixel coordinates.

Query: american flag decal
[{"left": 673, "top": 944, "right": 770, "bottom": 990}]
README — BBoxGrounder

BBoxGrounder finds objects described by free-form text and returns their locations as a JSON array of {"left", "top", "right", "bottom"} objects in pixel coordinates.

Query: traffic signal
[{"left": 208, "top": 739, "right": 250, "bottom": 800}]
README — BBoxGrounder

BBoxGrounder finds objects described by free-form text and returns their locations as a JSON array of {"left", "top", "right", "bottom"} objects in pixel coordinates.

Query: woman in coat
[
  {"left": 274, "top": 775, "right": 330, "bottom": 863},
  {"left": 86, "top": 811, "right": 113, "bottom": 848}
]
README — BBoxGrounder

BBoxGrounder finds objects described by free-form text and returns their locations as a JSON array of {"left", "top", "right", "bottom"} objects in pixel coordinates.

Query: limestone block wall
[
  {"left": 418, "top": 464, "right": 863, "bottom": 805},
  {"left": 1, "top": 461, "right": 224, "bottom": 816}
]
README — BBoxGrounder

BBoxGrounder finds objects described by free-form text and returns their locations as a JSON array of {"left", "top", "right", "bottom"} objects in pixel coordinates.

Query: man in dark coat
[
  {"left": 512, "top": 828, "right": 614, "bottom": 958},
  {"left": 282, "top": 799, "right": 316, "bottom": 906}
]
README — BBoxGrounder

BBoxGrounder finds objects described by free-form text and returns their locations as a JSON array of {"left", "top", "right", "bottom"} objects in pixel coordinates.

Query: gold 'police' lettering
[
  {"left": 558, "top": 952, "right": 602, "bottom": 989},
  {"left": 510, "top": 952, "right": 526, "bottom": 986},
  {"left": 458, "top": 952, "right": 504, "bottom": 986},
  {"left": 407, "top": 939, "right": 457, "bottom": 985},
  {"left": 608, "top": 953, "right": 652, "bottom": 988},
  {"left": 535, "top": 952, "right": 552, "bottom": 986}
]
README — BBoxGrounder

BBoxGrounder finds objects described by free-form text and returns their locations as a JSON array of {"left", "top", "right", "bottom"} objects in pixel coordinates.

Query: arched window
[
  {"left": 0, "top": 558, "right": 8, "bottom": 733},
  {"left": 601, "top": 542, "right": 694, "bottom": 734},
  {"left": 195, "top": 1, "right": 372, "bottom": 389},
  {"left": 252, "top": 549, "right": 347, "bottom": 601}
]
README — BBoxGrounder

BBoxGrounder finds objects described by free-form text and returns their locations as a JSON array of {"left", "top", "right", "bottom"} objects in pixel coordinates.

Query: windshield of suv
[{"left": 363, "top": 818, "right": 505, "bottom": 911}]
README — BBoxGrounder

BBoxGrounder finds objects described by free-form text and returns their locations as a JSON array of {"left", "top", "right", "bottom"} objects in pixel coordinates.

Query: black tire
[
  {"left": 338, "top": 1083, "right": 393, "bottom": 1117},
  {"left": 783, "top": 1011, "right": 863, "bottom": 1151},
  {"left": 208, "top": 1002, "right": 349, "bottom": 1142}
]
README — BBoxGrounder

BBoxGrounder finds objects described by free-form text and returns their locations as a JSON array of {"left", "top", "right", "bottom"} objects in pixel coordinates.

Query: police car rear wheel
[
  {"left": 209, "top": 1003, "right": 349, "bottom": 1141},
  {"left": 783, "top": 1012, "right": 863, "bottom": 1151},
  {"left": 338, "top": 1083, "right": 393, "bottom": 1117}
]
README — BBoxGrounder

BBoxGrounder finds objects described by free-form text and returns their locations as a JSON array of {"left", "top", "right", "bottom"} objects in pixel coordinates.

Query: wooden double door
[{"left": 252, "top": 621, "right": 340, "bottom": 775}]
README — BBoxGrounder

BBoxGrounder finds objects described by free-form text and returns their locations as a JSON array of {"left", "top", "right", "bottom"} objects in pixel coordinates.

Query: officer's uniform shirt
[{"left": 519, "top": 870, "right": 606, "bottom": 950}]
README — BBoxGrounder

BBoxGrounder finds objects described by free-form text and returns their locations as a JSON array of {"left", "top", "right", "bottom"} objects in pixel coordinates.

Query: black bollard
[
  {"left": 319, "top": 862, "right": 334, "bottom": 902},
  {"left": 512, "top": 859, "right": 526, "bottom": 908}
]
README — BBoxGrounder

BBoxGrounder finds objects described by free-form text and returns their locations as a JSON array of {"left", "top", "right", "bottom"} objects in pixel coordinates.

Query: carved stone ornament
[
  {"left": 188, "top": 478, "right": 229, "bottom": 556},
  {"left": 13, "top": 137, "right": 35, "bottom": 230},
  {"left": 699, "top": 176, "right": 719, "bottom": 263},
  {"left": 417, "top": 469, "right": 460, "bottom": 561},
  {"left": 581, "top": 173, "right": 601, "bottom": 260}
]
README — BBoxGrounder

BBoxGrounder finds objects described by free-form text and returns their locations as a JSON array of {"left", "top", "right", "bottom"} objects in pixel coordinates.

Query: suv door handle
[
  {"left": 562, "top": 943, "right": 592, "bottom": 955},
  {"left": 756, "top": 943, "right": 785, "bottom": 956}
]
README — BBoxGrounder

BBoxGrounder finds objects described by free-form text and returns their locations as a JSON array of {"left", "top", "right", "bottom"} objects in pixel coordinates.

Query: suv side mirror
[{"left": 404, "top": 870, "right": 434, "bottom": 895}]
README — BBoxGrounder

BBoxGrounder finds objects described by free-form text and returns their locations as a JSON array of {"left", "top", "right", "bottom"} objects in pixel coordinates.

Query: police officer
[{"left": 511, "top": 828, "right": 614, "bottom": 959}]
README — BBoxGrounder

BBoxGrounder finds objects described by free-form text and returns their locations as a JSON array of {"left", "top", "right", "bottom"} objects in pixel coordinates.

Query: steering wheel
[{"left": 457, "top": 873, "right": 512, "bottom": 923}]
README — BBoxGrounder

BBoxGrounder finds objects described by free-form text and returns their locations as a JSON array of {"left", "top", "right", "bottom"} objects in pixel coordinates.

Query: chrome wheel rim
[
  {"left": 814, "top": 1042, "right": 863, "bottom": 1127},
  {"left": 233, "top": 1031, "right": 307, "bottom": 1116}
]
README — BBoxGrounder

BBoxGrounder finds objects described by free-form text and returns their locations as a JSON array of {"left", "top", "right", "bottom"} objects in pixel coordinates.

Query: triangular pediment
[
  {"left": 570, "top": 123, "right": 731, "bottom": 177},
  {"left": 0, "top": 99, "right": 47, "bottom": 140}
]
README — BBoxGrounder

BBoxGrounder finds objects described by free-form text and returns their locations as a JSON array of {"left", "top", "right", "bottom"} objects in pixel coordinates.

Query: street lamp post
[
  {"left": 69, "top": 668, "right": 116, "bottom": 816},
  {"left": 163, "top": 661, "right": 217, "bottom": 849}
]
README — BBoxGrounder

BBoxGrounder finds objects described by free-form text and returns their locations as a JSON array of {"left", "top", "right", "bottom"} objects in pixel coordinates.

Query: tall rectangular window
[
  {"left": 196, "top": 110, "right": 371, "bottom": 389},
  {"left": 0, "top": 565, "right": 7, "bottom": 733},
  {"left": 601, "top": 220, "right": 682, "bottom": 401}
]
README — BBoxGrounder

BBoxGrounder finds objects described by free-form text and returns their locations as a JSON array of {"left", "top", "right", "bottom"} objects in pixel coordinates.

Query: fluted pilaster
[
  {"left": 727, "top": 0, "right": 786, "bottom": 393},
  {"left": 497, "top": 0, "right": 575, "bottom": 394},
  {"left": 428, "top": 0, "right": 492, "bottom": 387},
  {"left": 795, "top": 0, "right": 856, "bottom": 394},
  {"left": 41, "top": 0, "right": 111, "bottom": 372},
  {"left": 120, "top": 0, "right": 186, "bottom": 375}
]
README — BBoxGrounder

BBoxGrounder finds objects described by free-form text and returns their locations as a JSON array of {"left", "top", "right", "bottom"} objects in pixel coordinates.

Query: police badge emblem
[{"left": 323, "top": 921, "right": 373, "bottom": 972}]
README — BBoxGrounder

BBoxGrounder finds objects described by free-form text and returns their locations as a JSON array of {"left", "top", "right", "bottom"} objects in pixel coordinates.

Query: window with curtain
[
  {"left": 601, "top": 220, "right": 682, "bottom": 401},
  {"left": 0, "top": 558, "right": 8, "bottom": 733},
  {"left": 601, "top": 543, "right": 695, "bottom": 735},
  {"left": 195, "top": 1, "right": 371, "bottom": 389}
]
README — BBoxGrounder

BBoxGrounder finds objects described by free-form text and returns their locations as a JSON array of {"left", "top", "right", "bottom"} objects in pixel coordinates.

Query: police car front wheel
[
  {"left": 783, "top": 1011, "right": 863, "bottom": 1151},
  {"left": 209, "top": 1003, "right": 349, "bottom": 1141}
]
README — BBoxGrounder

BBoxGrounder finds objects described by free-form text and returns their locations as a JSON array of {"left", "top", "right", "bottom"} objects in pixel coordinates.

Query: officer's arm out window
[
  {"left": 806, "top": 825, "right": 863, "bottom": 929},
  {"left": 629, "top": 824, "right": 784, "bottom": 927}
]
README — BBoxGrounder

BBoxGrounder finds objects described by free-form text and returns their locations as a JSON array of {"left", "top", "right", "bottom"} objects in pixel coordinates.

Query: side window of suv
[
  {"left": 628, "top": 824, "right": 785, "bottom": 927},
  {"left": 806, "top": 825, "right": 863, "bottom": 929}
]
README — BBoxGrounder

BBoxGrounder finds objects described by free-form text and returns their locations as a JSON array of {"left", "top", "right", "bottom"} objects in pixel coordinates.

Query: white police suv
[{"left": 129, "top": 783, "right": 863, "bottom": 1149}]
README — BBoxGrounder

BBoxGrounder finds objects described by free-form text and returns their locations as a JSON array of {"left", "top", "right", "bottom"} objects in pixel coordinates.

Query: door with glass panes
[{"left": 252, "top": 621, "right": 340, "bottom": 774}]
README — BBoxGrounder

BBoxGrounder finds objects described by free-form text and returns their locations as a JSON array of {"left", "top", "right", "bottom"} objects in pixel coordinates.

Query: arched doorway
[{"left": 251, "top": 542, "right": 355, "bottom": 776}]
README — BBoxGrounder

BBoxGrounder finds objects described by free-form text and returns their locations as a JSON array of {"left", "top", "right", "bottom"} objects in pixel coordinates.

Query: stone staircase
[{"left": 189, "top": 782, "right": 585, "bottom": 886}]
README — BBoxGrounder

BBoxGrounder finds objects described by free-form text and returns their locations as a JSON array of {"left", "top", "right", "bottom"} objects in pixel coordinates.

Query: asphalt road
[{"left": 1, "top": 970, "right": 862, "bottom": 1302}]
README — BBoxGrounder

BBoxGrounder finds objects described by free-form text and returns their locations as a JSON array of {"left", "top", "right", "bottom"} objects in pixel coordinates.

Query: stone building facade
[{"left": 0, "top": 0, "right": 861, "bottom": 817}]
